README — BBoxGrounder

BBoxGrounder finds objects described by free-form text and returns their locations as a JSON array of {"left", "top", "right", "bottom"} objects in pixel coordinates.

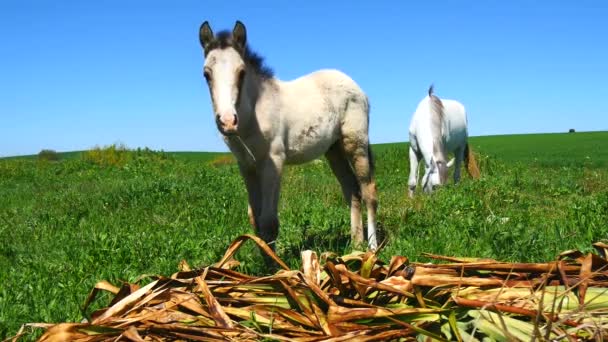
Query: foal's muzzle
[{"left": 216, "top": 113, "right": 239, "bottom": 135}]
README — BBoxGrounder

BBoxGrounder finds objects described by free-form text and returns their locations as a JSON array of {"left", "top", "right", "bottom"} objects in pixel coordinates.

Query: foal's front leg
[
  {"left": 256, "top": 154, "right": 285, "bottom": 251},
  {"left": 238, "top": 164, "right": 261, "bottom": 229}
]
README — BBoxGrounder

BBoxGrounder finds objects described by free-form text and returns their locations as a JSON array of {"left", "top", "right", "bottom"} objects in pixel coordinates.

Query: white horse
[
  {"left": 407, "top": 86, "right": 480, "bottom": 197},
  {"left": 198, "top": 21, "right": 378, "bottom": 257}
]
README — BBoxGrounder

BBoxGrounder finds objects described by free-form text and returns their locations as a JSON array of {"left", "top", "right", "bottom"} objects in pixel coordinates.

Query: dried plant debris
[{"left": 10, "top": 235, "right": 608, "bottom": 341}]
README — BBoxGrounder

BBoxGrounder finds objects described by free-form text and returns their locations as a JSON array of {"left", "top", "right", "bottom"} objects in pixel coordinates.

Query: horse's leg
[
  {"left": 238, "top": 164, "right": 261, "bottom": 229},
  {"left": 421, "top": 157, "right": 434, "bottom": 194},
  {"left": 325, "top": 143, "right": 363, "bottom": 247},
  {"left": 342, "top": 137, "right": 378, "bottom": 250},
  {"left": 407, "top": 146, "right": 420, "bottom": 198},
  {"left": 453, "top": 146, "right": 465, "bottom": 184},
  {"left": 256, "top": 155, "right": 284, "bottom": 254}
]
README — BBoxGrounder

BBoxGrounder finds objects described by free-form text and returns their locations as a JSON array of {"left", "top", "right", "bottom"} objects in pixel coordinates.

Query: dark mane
[{"left": 208, "top": 30, "right": 274, "bottom": 79}]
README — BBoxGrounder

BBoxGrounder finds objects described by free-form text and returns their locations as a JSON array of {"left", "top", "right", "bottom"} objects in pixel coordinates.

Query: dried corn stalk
[{"left": 10, "top": 236, "right": 608, "bottom": 342}]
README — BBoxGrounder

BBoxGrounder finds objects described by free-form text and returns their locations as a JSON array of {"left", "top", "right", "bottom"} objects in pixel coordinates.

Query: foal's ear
[
  {"left": 199, "top": 21, "right": 214, "bottom": 51},
  {"left": 232, "top": 20, "right": 247, "bottom": 49}
]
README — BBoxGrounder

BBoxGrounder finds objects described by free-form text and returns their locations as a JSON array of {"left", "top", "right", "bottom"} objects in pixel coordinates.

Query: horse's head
[
  {"left": 433, "top": 159, "right": 448, "bottom": 186},
  {"left": 199, "top": 21, "right": 248, "bottom": 136},
  {"left": 431, "top": 140, "right": 449, "bottom": 188},
  {"left": 428, "top": 157, "right": 448, "bottom": 191}
]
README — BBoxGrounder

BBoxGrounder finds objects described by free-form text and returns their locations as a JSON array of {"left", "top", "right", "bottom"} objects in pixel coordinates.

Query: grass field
[{"left": 1, "top": 131, "right": 607, "bottom": 339}]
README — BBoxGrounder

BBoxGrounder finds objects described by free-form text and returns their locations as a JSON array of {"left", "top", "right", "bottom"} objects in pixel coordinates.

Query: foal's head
[{"left": 199, "top": 20, "right": 273, "bottom": 136}]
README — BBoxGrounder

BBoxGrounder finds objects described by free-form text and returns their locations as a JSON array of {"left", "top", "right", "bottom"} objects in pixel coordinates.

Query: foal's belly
[{"left": 284, "top": 121, "right": 339, "bottom": 165}]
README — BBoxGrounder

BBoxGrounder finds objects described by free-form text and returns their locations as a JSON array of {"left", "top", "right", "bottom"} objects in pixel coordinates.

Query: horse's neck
[
  {"left": 234, "top": 72, "right": 280, "bottom": 150},
  {"left": 427, "top": 96, "right": 448, "bottom": 162},
  {"left": 431, "top": 131, "right": 447, "bottom": 162},
  {"left": 238, "top": 73, "right": 260, "bottom": 113},
  {"left": 428, "top": 96, "right": 445, "bottom": 135},
  {"left": 236, "top": 73, "right": 264, "bottom": 127},
  {"left": 432, "top": 99, "right": 468, "bottom": 157}
]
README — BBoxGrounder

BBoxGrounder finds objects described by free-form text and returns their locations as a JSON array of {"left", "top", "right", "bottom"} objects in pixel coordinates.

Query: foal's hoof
[{"left": 261, "top": 254, "right": 280, "bottom": 274}]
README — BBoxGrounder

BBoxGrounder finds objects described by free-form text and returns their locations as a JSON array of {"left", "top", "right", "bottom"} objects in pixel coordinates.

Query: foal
[
  {"left": 408, "top": 86, "right": 480, "bottom": 197},
  {"left": 199, "top": 21, "right": 378, "bottom": 254}
]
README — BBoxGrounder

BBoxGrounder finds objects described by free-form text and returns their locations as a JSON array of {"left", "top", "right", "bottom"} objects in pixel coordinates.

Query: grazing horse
[
  {"left": 407, "top": 86, "right": 480, "bottom": 197},
  {"left": 198, "top": 21, "right": 378, "bottom": 254}
]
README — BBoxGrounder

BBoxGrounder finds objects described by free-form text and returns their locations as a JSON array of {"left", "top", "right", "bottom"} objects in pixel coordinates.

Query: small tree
[
  {"left": 568, "top": 128, "right": 575, "bottom": 133},
  {"left": 38, "top": 149, "right": 60, "bottom": 161}
]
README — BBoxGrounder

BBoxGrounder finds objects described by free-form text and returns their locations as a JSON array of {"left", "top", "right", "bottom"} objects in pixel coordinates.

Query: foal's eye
[{"left": 203, "top": 70, "right": 212, "bottom": 82}]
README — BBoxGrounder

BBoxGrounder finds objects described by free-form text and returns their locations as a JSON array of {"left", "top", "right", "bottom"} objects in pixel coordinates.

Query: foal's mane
[{"left": 209, "top": 30, "right": 274, "bottom": 79}]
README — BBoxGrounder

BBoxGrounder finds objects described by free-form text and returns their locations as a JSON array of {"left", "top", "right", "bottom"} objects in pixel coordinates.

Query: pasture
[{"left": 1, "top": 131, "right": 607, "bottom": 338}]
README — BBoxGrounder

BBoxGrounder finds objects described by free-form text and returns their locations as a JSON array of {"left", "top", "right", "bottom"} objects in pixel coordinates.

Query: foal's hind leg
[
  {"left": 325, "top": 143, "right": 363, "bottom": 247},
  {"left": 342, "top": 136, "right": 378, "bottom": 250}
]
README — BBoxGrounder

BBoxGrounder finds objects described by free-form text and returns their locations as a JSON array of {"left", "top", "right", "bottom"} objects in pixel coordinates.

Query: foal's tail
[{"left": 464, "top": 143, "right": 481, "bottom": 179}]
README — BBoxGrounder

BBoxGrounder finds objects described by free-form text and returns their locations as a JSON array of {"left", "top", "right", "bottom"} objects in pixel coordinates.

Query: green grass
[
  {"left": 1, "top": 150, "right": 227, "bottom": 163},
  {"left": 1, "top": 131, "right": 607, "bottom": 339},
  {"left": 168, "top": 151, "right": 229, "bottom": 162},
  {"left": 471, "top": 131, "right": 608, "bottom": 167}
]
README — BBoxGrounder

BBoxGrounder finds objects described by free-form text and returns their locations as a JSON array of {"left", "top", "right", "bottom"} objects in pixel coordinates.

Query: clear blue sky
[{"left": 1, "top": 1, "right": 607, "bottom": 157}]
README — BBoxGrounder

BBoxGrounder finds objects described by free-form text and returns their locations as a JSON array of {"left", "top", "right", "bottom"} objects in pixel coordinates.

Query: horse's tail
[{"left": 464, "top": 143, "right": 480, "bottom": 179}]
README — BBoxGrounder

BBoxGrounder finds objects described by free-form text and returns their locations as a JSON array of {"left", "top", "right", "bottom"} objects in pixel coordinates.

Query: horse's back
[
  {"left": 442, "top": 99, "right": 467, "bottom": 126},
  {"left": 295, "top": 69, "right": 366, "bottom": 103},
  {"left": 278, "top": 69, "right": 369, "bottom": 164},
  {"left": 282, "top": 69, "right": 365, "bottom": 103},
  {"left": 306, "top": 69, "right": 360, "bottom": 87},
  {"left": 310, "top": 70, "right": 370, "bottom": 134},
  {"left": 409, "top": 96, "right": 468, "bottom": 153}
]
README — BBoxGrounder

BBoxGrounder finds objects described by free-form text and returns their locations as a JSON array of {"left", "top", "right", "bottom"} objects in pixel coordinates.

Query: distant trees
[
  {"left": 569, "top": 128, "right": 576, "bottom": 133},
  {"left": 38, "top": 149, "right": 60, "bottom": 161}
]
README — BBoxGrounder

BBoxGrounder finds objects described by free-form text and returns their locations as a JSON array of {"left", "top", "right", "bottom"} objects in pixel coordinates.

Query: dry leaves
[{"left": 9, "top": 236, "right": 608, "bottom": 342}]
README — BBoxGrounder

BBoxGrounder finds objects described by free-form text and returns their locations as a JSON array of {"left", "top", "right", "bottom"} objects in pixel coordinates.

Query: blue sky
[{"left": 1, "top": 1, "right": 606, "bottom": 157}]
